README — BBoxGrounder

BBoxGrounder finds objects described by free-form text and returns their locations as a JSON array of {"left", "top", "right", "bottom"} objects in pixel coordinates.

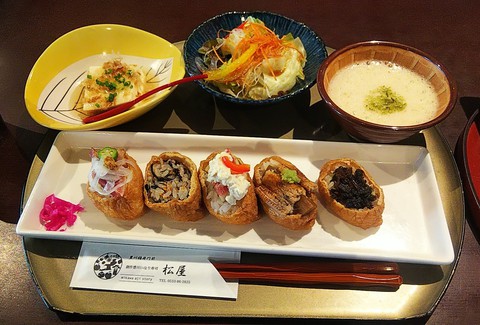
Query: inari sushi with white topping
[
  {"left": 143, "top": 152, "right": 204, "bottom": 221},
  {"left": 199, "top": 149, "right": 259, "bottom": 224},
  {"left": 87, "top": 147, "right": 146, "bottom": 220}
]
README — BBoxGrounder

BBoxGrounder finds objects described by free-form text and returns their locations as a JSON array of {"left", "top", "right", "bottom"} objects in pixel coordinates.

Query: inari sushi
[
  {"left": 87, "top": 147, "right": 146, "bottom": 220},
  {"left": 199, "top": 149, "right": 259, "bottom": 224},
  {"left": 317, "top": 158, "right": 384, "bottom": 229},
  {"left": 143, "top": 152, "right": 204, "bottom": 221},
  {"left": 253, "top": 156, "right": 318, "bottom": 230}
]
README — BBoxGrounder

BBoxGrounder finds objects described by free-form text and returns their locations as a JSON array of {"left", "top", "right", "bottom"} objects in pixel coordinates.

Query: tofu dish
[{"left": 80, "top": 59, "right": 146, "bottom": 116}]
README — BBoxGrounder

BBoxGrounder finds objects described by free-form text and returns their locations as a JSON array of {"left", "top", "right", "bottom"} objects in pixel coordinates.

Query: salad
[{"left": 197, "top": 16, "right": 307, "bottom": 100}]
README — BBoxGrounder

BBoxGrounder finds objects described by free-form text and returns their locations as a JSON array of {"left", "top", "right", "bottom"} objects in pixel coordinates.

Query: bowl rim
[
  {"left": 317, "top": 40, "right": 458, "bottom": 131},
  {"left": 183, "top": 10, "right": 327, "bottom": 105},
  {"left": 23, "top": 23, "right": 185, "bottom": 131}
]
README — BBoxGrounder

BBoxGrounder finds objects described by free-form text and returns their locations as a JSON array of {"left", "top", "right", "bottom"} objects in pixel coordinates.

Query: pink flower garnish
[{"left": 39, "top": 194, "right": 84, "bottom": 231}]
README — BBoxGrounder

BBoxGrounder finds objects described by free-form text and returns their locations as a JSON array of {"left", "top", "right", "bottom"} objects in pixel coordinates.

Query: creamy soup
[{"left": 327, "top": 60, "right": 439, "bottom": 126}]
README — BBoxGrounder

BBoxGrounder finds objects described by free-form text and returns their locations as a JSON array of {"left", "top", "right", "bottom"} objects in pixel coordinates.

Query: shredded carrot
[{"left": 205, "top": 19, "right": 306, "bottom": 97}]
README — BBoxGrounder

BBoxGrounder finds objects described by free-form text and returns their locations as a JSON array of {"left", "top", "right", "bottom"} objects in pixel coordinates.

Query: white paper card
[{"left": 70, "top": 241, "right": 240, "bottom": 299}]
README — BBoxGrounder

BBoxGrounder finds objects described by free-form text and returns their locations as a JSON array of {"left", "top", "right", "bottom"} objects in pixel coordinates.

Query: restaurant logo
[{"left": 93, "top": 252, "right": 123, "bottom": 280}]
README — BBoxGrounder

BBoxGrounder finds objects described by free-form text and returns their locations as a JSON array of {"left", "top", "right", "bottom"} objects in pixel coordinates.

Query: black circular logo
[{"left": 93, "top": 252, "right": 123, "bottom": 280}]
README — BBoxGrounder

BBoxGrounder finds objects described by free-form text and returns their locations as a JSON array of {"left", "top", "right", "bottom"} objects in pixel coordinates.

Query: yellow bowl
[{"left": 24, "top": 24, "right": 185, "bottom": 130}]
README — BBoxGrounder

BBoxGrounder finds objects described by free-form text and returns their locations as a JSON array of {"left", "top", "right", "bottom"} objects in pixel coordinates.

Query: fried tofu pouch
[
  {"left": 87, "top": 148, "right": 146, "bottom": 220},
  {"left": 317, "top": 158, "right": 384, "bottom": 229},
  {"left": 253, "top": 156, "right": 318, "bottom": 230},
  {"left": 199, "top": 150, "right": 259, "bottom": 225},
  {"left": 143, "top": 152, "right": 204, "bottom": 222}
]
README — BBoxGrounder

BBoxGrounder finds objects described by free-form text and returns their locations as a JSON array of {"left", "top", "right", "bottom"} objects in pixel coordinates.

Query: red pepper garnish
[
  {"left": 221, "top": 155, "right": 250, "bottom": 174},
  {"left": 237, "top": 20, "right": 248, "bottom": 30}
]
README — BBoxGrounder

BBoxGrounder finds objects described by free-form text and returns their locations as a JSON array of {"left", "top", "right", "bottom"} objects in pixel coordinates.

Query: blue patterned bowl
[{"left": 183, "top": 11, "right": 327, "bottom": 105}]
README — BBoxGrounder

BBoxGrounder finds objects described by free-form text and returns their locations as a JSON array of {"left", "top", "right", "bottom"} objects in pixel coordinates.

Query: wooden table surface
[{"left": 1, "top": 1, "right": 480, "bottom": 324}]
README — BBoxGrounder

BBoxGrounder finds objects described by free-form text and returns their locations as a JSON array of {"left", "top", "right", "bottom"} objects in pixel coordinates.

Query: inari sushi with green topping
[
  {"left": 199, "top": 149, "right": 259, "bottom": 225},
  {"left": 87, "top": 147, "right": 146, "bottom": 220},
  {"left": 143, "top": 152, "right": 204, "bottom": 222},
  {"left": 253, "top": 156, "right": 318, "bottom": 230}
]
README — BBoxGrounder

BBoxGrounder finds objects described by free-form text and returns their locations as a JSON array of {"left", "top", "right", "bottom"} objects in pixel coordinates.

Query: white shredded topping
[
  {"left": 88, "top": 157, "right": 134, "bottom": 196},
  {"left": 207, "top": 151, "right": 250, "bottom": 208}
]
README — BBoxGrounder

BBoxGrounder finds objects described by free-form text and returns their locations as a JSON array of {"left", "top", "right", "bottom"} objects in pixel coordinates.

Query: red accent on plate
[
  {"left": 457, "top": 109, "right": 480, "bottom": 232},
  {"left": 466, "top": 116, "right": 480, "bottom": 196}
]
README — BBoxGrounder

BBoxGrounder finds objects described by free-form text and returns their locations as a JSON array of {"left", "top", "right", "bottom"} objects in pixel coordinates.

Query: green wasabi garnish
[
  {"left": 365, "top": 86, "right": 407, "bottom": 114},
  {"left": 281, "top": 168, "right": 301, "bottom": 184}
]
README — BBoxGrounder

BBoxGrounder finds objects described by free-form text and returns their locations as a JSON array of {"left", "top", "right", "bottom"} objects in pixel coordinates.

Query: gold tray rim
[{"left": 20, "top": 42, "right": 465, "bottom": 321}]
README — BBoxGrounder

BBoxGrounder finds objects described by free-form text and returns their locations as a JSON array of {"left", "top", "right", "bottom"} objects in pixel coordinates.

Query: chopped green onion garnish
[
  {"left": 98, "top": 147, "right": 118, "bottom": 160},
  {"left": 107, "top": 92, "right": 117, "bottom": 102}
]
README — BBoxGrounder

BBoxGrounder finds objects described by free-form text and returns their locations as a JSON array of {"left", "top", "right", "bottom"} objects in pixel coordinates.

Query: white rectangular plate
[{"left": 17, "top": 131, "right": 454, "bottom": 265}]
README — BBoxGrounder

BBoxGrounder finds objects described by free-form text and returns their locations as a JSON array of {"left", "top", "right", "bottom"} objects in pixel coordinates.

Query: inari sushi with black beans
[
  {"left": 144, "top": 152, "right": 204, "bottom": 221},
  {"left": 87, "top": 147, "right": 146, "bottom": 220},
  {"left": 317, "top": 158, "right": 384, "bottom": 230},
  {"left": 253, "top": 156, "right": 318, "bottom": 230},
  {"left": 199, "top": 149, "right": 259, "bottom": 224}
]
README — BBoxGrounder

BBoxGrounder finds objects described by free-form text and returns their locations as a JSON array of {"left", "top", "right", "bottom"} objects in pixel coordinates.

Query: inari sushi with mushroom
[
  {"left": 87, "top": 147, "right": 146, "bottom": 220},
  {"left": 199, "top": 149, "right": 259, "bottom": 224},
  {"left": 317, "top": 158, "right": 384, "bottom": 229},
  {"left": 143, "top": 152, "right": 204, "bottom": 221},
  {"left": 253, "top": 156, "right": 318, "bottom": 230}
]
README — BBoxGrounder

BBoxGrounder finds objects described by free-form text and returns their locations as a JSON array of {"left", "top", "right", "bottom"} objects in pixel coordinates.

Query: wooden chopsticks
[{"left": 213, "top": 261, "right": 403, "bottom": 289}]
